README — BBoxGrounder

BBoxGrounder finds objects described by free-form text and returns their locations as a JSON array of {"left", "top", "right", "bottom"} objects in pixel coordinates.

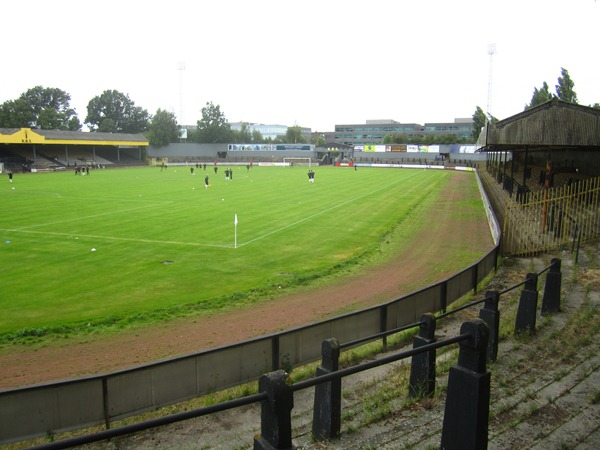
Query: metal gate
[{"left": 503, "top": 176, "right": 600, "bottom": 256}]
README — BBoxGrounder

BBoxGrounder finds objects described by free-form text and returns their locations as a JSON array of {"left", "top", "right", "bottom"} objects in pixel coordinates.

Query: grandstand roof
[
  {"left": 0, "top": 128, "right": 149, "bottom": 146},
  {"left": 480, "top": 98, "right": 600, "bottom": 152}
]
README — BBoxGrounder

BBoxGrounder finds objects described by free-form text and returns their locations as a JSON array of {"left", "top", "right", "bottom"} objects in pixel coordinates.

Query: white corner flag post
[{"left": 234, "top": 214, "right": 238, "bottom": 248}]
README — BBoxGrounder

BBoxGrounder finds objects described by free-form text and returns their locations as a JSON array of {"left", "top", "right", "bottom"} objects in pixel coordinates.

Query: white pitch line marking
[
  {"left": 0, "top": 228, "right": 229, "bottom": 248},
  {"left": 13, "top": 203, "right": 172, "bottom": 231},
  {"left": 239, "top": 174, "right": 419, "bottom": 247}
]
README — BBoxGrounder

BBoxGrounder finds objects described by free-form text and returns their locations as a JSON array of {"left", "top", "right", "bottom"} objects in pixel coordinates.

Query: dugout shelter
[{"left": 0, "top": 128, "right": 149, "bottom": 172}]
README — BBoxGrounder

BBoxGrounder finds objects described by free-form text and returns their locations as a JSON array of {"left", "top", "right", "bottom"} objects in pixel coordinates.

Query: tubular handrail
[
  {"left": 339, "top": 320, "right": 425, "bottom": 350},
  {"left": 295, "top": 334, "right": 469, "bottom": 392},
  {"left": 499, "top": 278, "right": 529, "bottom": 295},
  {"left": 28, "top": 334, "right": 471, "bottom": 450},
  {"left": 436, "top": 296, "right": 489, "bottom": 320},
  {"left": 28, "top": 392, "right": 267, "bottom": 450}
]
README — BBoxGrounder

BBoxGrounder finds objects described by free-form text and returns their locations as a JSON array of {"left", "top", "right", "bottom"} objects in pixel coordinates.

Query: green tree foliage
[
  {"left": 285, "top": 124, "right": 306, "bottom": 144},
  {"left": 147, "top": 109, "right": 179, "bottom": 147},
  {"left": 312, "top": 134, "right": 326, "bottom": 147},
  {"left": 191, "top": 101, "right": 232, "bottom": 143},
  {"left": 230, "top": 124, "right": 266, "bottom": 143},
  {"left": 526, "top": 81, "right": 554, "bottom": 109},
  {"left": 85, "top": 90, "right": 150, "bottom": 133},
  {"left": 472, "top": 106, "right": 487, "bottom": 141},
  {"left": 251, "top": 129, "right": 264, "bottom": 143},
  {"left": 231, "top": 122, "right": 252, "bottom": 143},
  {"left": 555, "top": 67, "right": 578, "bottom": 103},
  {"left": 0, "top": 86, "right": 81, "bottom": 130}
]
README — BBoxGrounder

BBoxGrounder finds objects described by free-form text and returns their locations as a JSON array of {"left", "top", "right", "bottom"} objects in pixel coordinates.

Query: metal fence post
[
  {"left": 515, "top": 273, "right": 539, "bottom": 335},
  {"left": 408, "top": 313, "right": 437, "bottom": 398},
  {"left": 440, "top": 319, "right": 490, "bottom": 450},
  {"left": 312, "top": 338, "right": 341, "bottom": 441},
  {"left": 541, "top": 258, "right": 561, "bottom": 315},
  {"left": 479, "top": 291, "right": 500, "bottom": 362},
  {"left": 254, "top": 370, "right": 294, "bottom": 450}
]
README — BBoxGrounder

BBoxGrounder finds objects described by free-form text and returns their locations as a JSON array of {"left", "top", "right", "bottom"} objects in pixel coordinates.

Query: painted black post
[
  {"left": 408, "top": 313, "right": 437, "bottom": 398},
  {"left": 380, "top": 305, "right": 388, "bottom": 349},
  {"left": 271, "top": 336, "right": 280, "bottom": 371},
  {"left": 312, "top": 338, "right": 341, "bottom": 441},
  {"left": 472, "top": 264, "right": 479, "bottom": 295},
  {"left": 515, "top": 273, "right": 539, "bottom": 336},
  {"left": 440, "top": 281, "right": 448, "bottom": 314},
  {"left": 479, "top": 291, "right": 500, "bottom": 362},
  {"left": 541, "top": 258, "right": 562, "bottom": 315},
  {"left": 254, "top": 370, "right": 294, "bottom": 450},
  {"left": 440, "top": 319, "right": 490, "bottom": 450}
]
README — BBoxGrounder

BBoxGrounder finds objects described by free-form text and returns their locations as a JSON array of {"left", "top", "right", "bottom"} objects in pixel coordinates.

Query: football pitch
[{"left": 0, "top": 165, "right": 486, "bottom": 339}]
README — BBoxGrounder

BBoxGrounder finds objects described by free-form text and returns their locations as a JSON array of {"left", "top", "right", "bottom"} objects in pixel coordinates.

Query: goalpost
[{"left": 283, "top": 157, "right": 312, "bottom": 167}]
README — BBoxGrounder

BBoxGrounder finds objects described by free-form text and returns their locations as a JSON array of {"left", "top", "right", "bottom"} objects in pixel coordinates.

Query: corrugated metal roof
[
  {"left": 0, "top": 128, "right": 148, "bottom": 145},
  {"left": 35, "top": 129, "right": 148, "bottom": 143},
  {"left": 484, "top": 99, "right": 600, "bottom": 150}
]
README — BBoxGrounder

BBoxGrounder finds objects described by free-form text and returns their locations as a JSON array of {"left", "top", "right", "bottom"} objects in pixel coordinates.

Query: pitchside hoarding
[{"left": 355, "top": 144, "right": 477, "bottom": 153}]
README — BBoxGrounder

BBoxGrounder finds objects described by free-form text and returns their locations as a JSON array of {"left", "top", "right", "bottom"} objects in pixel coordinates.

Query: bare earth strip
[{"left": 0, "top": 172, "right": 493, "bottom": 389}]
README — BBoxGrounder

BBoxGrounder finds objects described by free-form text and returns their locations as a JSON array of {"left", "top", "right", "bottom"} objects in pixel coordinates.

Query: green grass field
[{"left": 0, "top": 165, "right": 486, "bottom": 342}]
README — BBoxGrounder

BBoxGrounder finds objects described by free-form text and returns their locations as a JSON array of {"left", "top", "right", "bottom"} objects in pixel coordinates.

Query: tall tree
[
  {"left": 526, "top": 82, "right": 553, "bottom": 109},
  {"left": 285, "top": 124, "right": 306, "bottom": 144},
  {"left": 191, "top": 101, "right": 232, "bottom": 143},
  {"left": 236, "top": 122, "right": 252, "bottom": 143},
  {"left": 147, "top": 109, "right": 180, "bottom": 147},
  {"left": 472, "top": 106, "right": 487, "bottom": 141},
  {"left": 0, "top": 86, "right": 81, "bottom": 130},
  {"left": 251, "top": 129, "right": 263, "bottom": 143},
  {"left": 555, "top": 67, "right": 578, "bottom": 103},
  {"left": 312, "top": 133, "right": 326, "bottom": 147},
  {"left": 85, "top": 90, "right": 150, "bottom": 133}
]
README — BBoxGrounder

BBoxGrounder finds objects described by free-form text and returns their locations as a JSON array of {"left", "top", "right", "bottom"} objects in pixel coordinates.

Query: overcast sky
[{"left": 1, "top": 0, "right": 598, "bottom": 132}]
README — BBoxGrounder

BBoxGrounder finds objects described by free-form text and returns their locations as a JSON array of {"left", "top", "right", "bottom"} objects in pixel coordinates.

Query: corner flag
[{"left": 234, "top": 214, "right": 238, "bottom": 248}]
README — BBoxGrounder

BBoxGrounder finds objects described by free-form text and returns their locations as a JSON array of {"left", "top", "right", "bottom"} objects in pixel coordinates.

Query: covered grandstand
[
  {"left": 478, "top": 98, "right": 600, "bottom": 255},
  {"left": 0, "top": 128, "right": 149, "bottom": 172}
]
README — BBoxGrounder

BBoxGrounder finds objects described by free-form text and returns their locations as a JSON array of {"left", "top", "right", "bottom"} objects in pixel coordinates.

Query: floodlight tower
[
  {"left": 486, "top": 44, "right": 496, "bottom": 121},
  {"left": 177, "top": 61, "right": 186, "bottom": 124}
]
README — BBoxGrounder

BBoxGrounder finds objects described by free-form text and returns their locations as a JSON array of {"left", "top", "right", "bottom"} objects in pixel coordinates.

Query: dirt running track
[{"left": 0, "top": 172, "right": 494, "bottom": 389}]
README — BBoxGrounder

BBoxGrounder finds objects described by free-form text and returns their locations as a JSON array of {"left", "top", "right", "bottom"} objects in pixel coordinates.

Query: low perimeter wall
[{"left": 0, "top": 171, "right": 500, "bottom": 445}]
